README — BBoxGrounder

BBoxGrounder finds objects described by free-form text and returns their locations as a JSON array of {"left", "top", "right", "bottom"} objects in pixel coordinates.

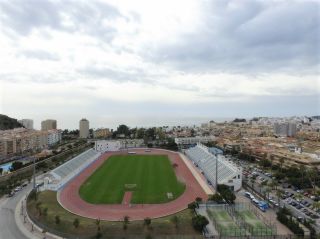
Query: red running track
[{"left": 59, "top": 148, "right": 208, "bottom": 221}]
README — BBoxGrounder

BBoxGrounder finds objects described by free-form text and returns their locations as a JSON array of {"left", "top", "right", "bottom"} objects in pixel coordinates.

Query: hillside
[{"left": 0, "top": 114, "right": 24, "bottom": 130}]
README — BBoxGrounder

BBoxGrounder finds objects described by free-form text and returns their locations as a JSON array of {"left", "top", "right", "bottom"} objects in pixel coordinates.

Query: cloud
[
  {"left": 143, "top": 0, "right": 319, "bottom": 74},
  {"left": 0, "top": 0, "right": 123, "bottom": 40},
  {"left": 17, "top": 49, "right": 59, "bottom": 61},
  {"left": 0, "top": 0, "right": 319, "bottom": 129}
]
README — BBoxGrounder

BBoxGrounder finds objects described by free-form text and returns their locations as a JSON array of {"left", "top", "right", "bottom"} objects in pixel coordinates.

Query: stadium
[{"left": 43, "top": 143, "right": 212, "bottom": 221}]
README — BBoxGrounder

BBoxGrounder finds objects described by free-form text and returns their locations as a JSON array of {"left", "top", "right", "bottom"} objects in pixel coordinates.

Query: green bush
[{"left": 192, "top": 215, "right": 209, "bottom": 232}]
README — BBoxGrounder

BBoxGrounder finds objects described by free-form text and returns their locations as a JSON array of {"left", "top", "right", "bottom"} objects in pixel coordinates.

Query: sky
[{"left": 0, "top": 0, "right": 319, "bottom": 130}]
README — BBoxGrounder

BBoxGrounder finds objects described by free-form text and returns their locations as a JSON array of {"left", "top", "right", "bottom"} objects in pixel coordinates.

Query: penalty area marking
[
  {"left": 124, "top": 184, "right": 137, "bottom": 190},
  {"left": 167, "top": 192, "right": 173, "bottom": 199}
]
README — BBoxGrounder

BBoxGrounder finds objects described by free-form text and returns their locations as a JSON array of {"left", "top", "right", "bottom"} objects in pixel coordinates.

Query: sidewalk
[{"left": 15, "top": 196, "right": 62, "bottom": 239}]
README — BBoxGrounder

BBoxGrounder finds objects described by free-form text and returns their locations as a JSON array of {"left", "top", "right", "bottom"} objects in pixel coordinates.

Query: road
[{"left": 0, "top": 184, "right": 32, "bottom": 239}]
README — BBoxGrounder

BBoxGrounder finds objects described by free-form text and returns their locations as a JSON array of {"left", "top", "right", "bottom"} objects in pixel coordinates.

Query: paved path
[
  {"left": 59, "top": 149, "right": 209, "bottom": 221},
  {"left": 122, "top": 191, "right": 132, "bottom": 205}
]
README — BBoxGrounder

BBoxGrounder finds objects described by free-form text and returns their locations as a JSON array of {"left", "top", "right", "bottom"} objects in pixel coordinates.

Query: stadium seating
[
  {"left": 45, "top": 148, "right": 101, "bottom": 190},
  {"left": 185, "top": 143, "right": 242, "bottom": 191}
]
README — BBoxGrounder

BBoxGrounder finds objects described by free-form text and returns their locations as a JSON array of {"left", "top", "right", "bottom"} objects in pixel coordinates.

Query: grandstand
[
  {"left": 185, "top": 143, "right": 242, "bottom": 191},
  {"left": 43, "top": 148, "right": 101, "bottom": 191}
]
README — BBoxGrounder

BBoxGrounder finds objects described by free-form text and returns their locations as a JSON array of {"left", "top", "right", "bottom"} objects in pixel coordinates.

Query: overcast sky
[{"left": 0, "top": 0, "right": 319, "bottom": 129}]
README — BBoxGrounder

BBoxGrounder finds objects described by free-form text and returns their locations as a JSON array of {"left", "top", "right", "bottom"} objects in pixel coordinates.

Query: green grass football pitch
[{"left": 79, "top": 154, "right": 185, "bottom": 204}]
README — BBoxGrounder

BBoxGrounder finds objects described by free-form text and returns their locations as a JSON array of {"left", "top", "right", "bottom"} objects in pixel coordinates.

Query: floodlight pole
[{"left": 33, "top": 156, "right": 36, "bottom": 189}]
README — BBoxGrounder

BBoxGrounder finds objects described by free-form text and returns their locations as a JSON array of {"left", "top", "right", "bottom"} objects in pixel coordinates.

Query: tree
[
  {"left": 10, "top": 161, "right": 24, "bottom": 172},
  {"left": 188, "top": 202, "right": 198, "bottom": 210},
  {"left": 279, "top": 157, "right": 285, "bottom": 172},
  {"left": 117, "top": 125, "right": 130, "bottom": 137},
  {"left": 170, "top": 215, "right": 179, "bottom": 229},
  {"left": 307, "top": 168, "right": 318, "bottom": 194},
  {"left": 195, "top": 197, "right": 202, "bottom": 203},
  {"left": 266, "top": 187, "right": 272, "bottom": 201},
  {"left": 95, "top": 218, "right": 101, "bottom": 231},
  {"left": 123, "top": 215, "right": 129, "bottom": 230},
  {"left": 208, "top": 194, "right": 224, "bottom": 203},
  {"left": 192, "top": 215, "right": 209, "bottom": 232},
  {"left": 136, "top": 128, "right": 146, "bottom": 139},
  {"left": 299, "top": 165, "right": 306, "bottom": 186},
  {"left": 42, "top": 207, "right": 48, "bottom": 217},
  {"left": 250, "top": 177, "right": 256, "bottom": 189},
  {"left": 295, "top": 193, "right": 303, "bottom": 203},
  {"left": 36, "top": 202, "right": 42, "bottom": 216},
  {"left": 312, "top": 202, "right": 320, "bottom": 212},
  {"left": 73, "top": 218, "right": 80, "bottom": 229},
  {"left": 217, "top": 184, "right": 236, "bottom": 204},
  {"left": 55, "top": 215, "right": 60, "bottom": 225},
  {"left": 276, "top": 189, "right": 284, "bottom": 204},
  {"left": 144, "top": 217, "right": 151, "bottom": 228}
]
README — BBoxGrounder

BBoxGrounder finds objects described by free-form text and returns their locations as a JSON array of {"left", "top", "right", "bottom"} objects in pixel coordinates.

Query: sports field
[
  {"left": 79, "top": 154, "right": 185, "bottom": 204},
  {"left": 207, "top": 209, "right": 247, "bottom": 236},
  {"left": 237, "top": 210, "right": 275, "bottom": 236}
]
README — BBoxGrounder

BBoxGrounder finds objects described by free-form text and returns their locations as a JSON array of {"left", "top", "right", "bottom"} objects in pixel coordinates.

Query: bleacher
[
  {"left": 44, "top": 148, "right": 101, "bottom": 191},
  {"left": 185, "top": 143, "right": 242, "bottom": 191}
]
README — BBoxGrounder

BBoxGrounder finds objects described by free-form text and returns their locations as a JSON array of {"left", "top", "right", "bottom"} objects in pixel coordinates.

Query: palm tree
[
  {"left": 307, "top": 168, "right": 318, "bottom": 194},
  {"left": 312, "top": 202, "right": 320, "bottom": 212},
  {"left": 276, "top": 189, "right": 284, "bottom": 205},
  {"left": 261, "top": 180, "right": 268, "bottom": 194},
  {"left": 295, "top": 193, "right": 303, "bottom": 203},
  {"left": 144, "top": 217, "right": 151, "bottom": 229},
  {"left": 123, "top": 215, "right": 129, "bottom": 230},
  {"left": 299, "top": 165, "right": 306, "bottom": 186},
  {"left": 279, "top": 157, "right": 284, "bottom": 172},
  {"left": 265, "top": 186, "right": 272, "bottom": 201},
  {"left": 250, "top": 177, "right": 256, "bottom": 190},
  {"left": 270, "top": 179, "right": 278, "bottom": 190},
  {"left": 95, "top": 218, "right": 101, "bottom": 231},
  {"left": 73, "top": 218, "right": 80, "bottom": 229}
]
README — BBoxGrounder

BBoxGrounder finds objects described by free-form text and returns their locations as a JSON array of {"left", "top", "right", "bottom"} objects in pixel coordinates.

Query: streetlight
[{"left": 33, "top": 156, "right": 36, "bottom": 189}]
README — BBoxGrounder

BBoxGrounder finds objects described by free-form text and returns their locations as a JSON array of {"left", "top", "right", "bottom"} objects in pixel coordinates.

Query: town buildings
[
  {"left": 0, "top": 128, "right": 48, "bottom": 158},
  {"left": 93, "top": 128, "right": 111, "bottom": 139}
]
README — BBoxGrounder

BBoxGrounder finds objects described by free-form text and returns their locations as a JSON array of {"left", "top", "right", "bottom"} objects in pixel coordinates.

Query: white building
[
  {"left": 18, "top": 119, "right": 34, "bottom": 130},
  {"left": 95, "top": 140, "right": 121, "bottom": 152},
  {"left": 47, "top": 129, "right": 62, "bottom": 146},
  {"left": 274, "top": 122, "right": 297, "bottom": 137},
  {"left": 175, "top": 136, "right": 216, "bottom": 145},
  {"left": 79, "top": 118, "right": 89, "bottom": 138},
  {"left": 185, "top": 143, "right": 242, "bottom": 191}
]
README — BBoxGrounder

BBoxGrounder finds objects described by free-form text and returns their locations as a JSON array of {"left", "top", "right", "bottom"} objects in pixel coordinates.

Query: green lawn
[
  {"left": 79, "top": 154, "right": 185, "bottom": 204},
  {"left": 27, "top": 191, "right": 201, "bottom": 238}
]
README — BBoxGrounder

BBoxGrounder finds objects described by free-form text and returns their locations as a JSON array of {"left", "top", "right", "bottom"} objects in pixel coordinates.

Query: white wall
[{"left": 95, "top": 140, "right": 121, "bottom": 152}]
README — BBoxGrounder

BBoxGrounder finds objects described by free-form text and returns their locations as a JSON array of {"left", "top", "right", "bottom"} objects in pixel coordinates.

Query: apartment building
[
  {"left": 41, "top": 119, "right": 57, "bottom": 131},
  {"left": 79, "top": 118, "right": 89, "bottom": 138},
  {"left": 274, "top": 122, "right": 297, "bottom": 137},
  {"left": 93, "top": 128, "right": 111, "bottom": 139},
  {"left": 47, "top": 129, "right": 62, "bottom": 146},
  {"left": 0, "top": 128, "right": 48, "bottom": 157},
  {"left": 18, "top": 119, "right": 34, "bottom": 129}
]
